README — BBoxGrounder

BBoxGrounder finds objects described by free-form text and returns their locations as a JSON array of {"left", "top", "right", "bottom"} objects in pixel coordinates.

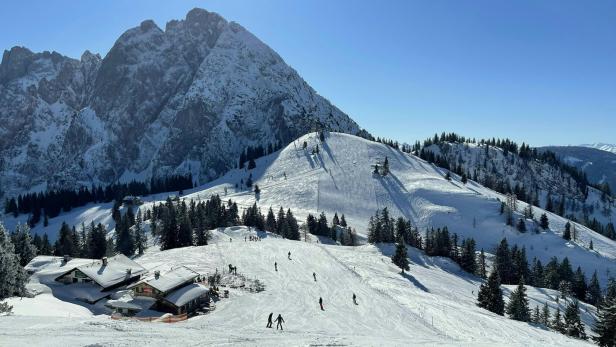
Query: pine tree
[
  {"left": 495, "top": 238, "right": 513, "bottom": 284},
  {"left": 0, "top": 224, "right": 28, "bottom": 299},
  {"left": 340, "top": 214, "right": 347, "bottom": 227},
  {"left": 506, "top": 278, "right": 531, "bottom": 322},
  {"left": 563, "top": 300, "right": 587, "bottom": 339},
  {"left": 588, "top": 271, "right": 602, "bottom": 306},
  {"left": 12, "top": 224, "right": 37, "bottom": 266},
  {"left": 551, "top": 307, "right": 565, "bottom": 333},
  {"left": 382, "top": 156, "right": 390, "bottom": 176},
  {"left": 477, "top": 271, "right": 505, "bottom": 315},
  {"left": 563, "top": 221, "right": 571, "bottom": 240},
  {"left": 391, "top": 236, "right": 409, "bottom": 273},
  {"left": 332, "top": 213, "right": 340, "bottom": 226},
  {"left": 477, "top": 249, "right": 487, "bottom": 279},
  {"left": 134, "top": 210, "right": 146, "bottom": 255},
  {"left": 540, "top": 213, "right": 549, "bottom": 230},
  {"left": 532, "top": 305, "right": 541, "bottom": 324},
  {"left": 265, "top": 207, "right": 277, "bottom": 233},
  {"left": 593, "top": 297, "right": 616, "bottom": 347},
  {"left": 541, "top": 302, "right": 551, "bottom": 326},
  {"left": 40, "top": 233, "right": 52, "bottom": 255},
  {"left": 116, "top": 216, "right": 136, "bottom": 256},
  {"left": 516, "top": 218, "right": 527, "bottom": 232},
  {"left": 285, "top": 209, "right": 300, "bottom": 240},
  {"left": 276, "top": 207, "right": 287, "bottom": 235}
]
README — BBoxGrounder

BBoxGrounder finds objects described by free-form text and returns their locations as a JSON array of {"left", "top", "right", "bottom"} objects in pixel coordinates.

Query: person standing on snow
[
  {"left": 276, "top": 314, "right": 285, "bottom": 330},
  {"left": 313, "top": 272, "right": 317, "bottom": 282},
  {"left": 288, "top": 251, "right": 291, "bottom": 260},
  {"left": 274, "top": 262, "right": 278, "bottom": 272},
  {"left": 319, "top": 297, "right": 324, "bottom": 311},
  {"left": 353, "top": 293, "right": 358, "bottom": 305},
  {"left": 266, "top": 312, "right": 273, "bottom": 328}
]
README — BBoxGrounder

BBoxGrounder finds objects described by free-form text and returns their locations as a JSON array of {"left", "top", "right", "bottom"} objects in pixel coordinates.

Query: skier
[
  {"left": 313, "top": 272, "right": 317, "bottom": 282},
  {"left": 319, "top": 297, "right": 324, "bottom": 311},
  {"left": 275, "top": 262, "right": 278, "bottom": 272},
  {"left": 288, "top": 251, "right": 291, "bottom": 260},
  {"left": 266, "top": 312, "right": 273, "bottom": 328},
  {"left": 353, "top": 293, "right": 358, "bottom": 305},
  {"left": 275, "top": 314, "right": 285, "bottom": 330}
]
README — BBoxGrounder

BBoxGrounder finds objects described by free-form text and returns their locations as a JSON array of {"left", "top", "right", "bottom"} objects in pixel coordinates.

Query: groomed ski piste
[{"left": 2, "top": 132, "right": 615, "bottom": 346}]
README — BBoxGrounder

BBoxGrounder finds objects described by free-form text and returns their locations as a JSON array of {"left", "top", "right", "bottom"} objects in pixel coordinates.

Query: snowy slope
[
  {"left": 1, "top": 227, "right": 595, "bottom": 346},
  {"left": 174, "top": 132, "right": 616, "bottom": 285},
  {"left": 582, "top": 143, "right": 616, "bottom": 155},
  {"left": 7, "top": 132, "right": 615, "bottom": 286}
]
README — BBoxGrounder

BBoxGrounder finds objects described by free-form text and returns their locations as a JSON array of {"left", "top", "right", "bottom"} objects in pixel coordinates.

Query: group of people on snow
[
  {"left": 245, "top": 235, "right": 262, "bottom": 242},
  {"left": 266, "top": 250, "right": 359, "bottom": 330},
  {"left": 266, "top": 312, "right": 285, "bottom": 330}
]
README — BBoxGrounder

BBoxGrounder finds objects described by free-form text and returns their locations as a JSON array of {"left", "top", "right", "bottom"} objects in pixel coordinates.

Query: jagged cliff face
[{"left": 0, "top": 8, "right": 360, "bottom": 197}]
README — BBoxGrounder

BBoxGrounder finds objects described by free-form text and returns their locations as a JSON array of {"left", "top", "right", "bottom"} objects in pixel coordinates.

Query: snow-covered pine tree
[
  {"left": 532, "top": 305, "right": 541, "bottom": 324},
  {"left": 506, "top": 278, "right": 531, "bottom": 322},
  {"left": 477, "top": 270, "right": 505, "bottom": 315},
  {"left": 134, "top": 210, "right": 146, "bottom": 255},
  {"left": 0, "top": 224, "right": 28, "bottom": 299},
  {"left": 592, "top": 297, "right": 616, "bottom": 347},
  {"left": 541, "top": 302, "right": 551, "bottom": 326},
  {"left": 12, "top": 224, "right": 37, "bottom": 266},
  {"left": 563, "top": 300, "right": 586, "bottom": 339},
  {"left": 332, "top": 212, "right": 340, "bottom": 227},
  {"left": 340, "top": 214, "right": 347, "bottom": 227},
  {"left": 551, "top": 307, "right": 565, "bottom": 333}
]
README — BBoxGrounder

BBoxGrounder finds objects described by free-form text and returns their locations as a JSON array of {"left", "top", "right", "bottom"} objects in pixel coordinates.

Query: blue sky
[{"left": 2, "top": 0, "right": 615, "bottom": 146}]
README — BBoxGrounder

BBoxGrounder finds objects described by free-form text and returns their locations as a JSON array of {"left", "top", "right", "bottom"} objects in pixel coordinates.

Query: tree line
[{"left": 4, "top": 174, "right": 194, "bottom": 226}]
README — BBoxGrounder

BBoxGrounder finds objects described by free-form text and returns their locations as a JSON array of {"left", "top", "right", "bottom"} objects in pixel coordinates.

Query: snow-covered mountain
[
  {"left": 0, "top": 8, "right": 360, "bottom": 199},
  {"left": 581, "top": 143, "right": 616, "bottom": 154},
  {"left": 541, "top": 145, "right": 616, "bottom": 199},
  {"left": 7, "top": 132, "right": 615, "bottom": 284},
  {"left": 420, "top": 140, "right": 615, "bottom": 238}
]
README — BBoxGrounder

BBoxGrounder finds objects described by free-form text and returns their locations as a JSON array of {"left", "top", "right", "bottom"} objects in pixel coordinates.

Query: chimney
[
  {"left": 154, "top": 270, "right": 160, "bottom": 279},
  {"left": 102, "top": 257, "right": 108, "bottom": 266},
  {"left": 63, "top": 255, "right": 70, "bottom": 263}
]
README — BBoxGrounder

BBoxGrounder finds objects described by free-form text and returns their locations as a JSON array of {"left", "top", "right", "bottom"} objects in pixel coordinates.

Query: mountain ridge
[{"left": 0, "top": 8, "right": 361, "bottom": 200}]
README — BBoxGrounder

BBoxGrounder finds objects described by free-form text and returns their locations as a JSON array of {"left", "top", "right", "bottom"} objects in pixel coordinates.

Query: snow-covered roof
[
  {"left": 135, "top": 266, "right": 199, "bottom": 294},
  {"left": 163, "top": 283, "right": 209, "bottom": 307},
  {"left": 26, "top": 256, "right": 101, "bottom": 278},
  {"left": 76, "top": 254, "right": 146, "bottom": 289}
]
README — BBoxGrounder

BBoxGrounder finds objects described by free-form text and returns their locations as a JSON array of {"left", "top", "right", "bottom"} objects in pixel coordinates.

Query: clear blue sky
[{"left": 2, "top": 0, "right": 615, "bottom": 146}]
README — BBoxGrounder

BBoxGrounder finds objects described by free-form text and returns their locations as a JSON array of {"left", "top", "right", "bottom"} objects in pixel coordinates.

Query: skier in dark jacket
[
  {"left": 275, "top": 314, "right": 285, "bottom": 330},
  {"left": 288, "top": 251, "right": 291, "bottom": 260},
  {"left": 353, "top": 293, "right": 358, "bottom": 305},
  {"left": 266, "top": 312, "right": 273, "bottom": 328},
  {"left": 313, "top": 272, "right": 317, "bottom": 282},
  {"left": 319, "top": 297, "right": 324, "bottom": 310},
  {"left": 275, "top": 262, "right": 278, "bottom": 272}
]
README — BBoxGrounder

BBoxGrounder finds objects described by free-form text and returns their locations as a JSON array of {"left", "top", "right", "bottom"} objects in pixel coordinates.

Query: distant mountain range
[
  {"left": 581, "top": 143, "right": 616, "bottom": 154},
  {"left": 0, "top": 8, "right": 360, "bottom": 199}
]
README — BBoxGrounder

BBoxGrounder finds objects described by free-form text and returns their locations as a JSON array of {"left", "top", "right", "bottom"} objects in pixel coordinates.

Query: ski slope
[
  {"left": 176, "top": 132, "right": 616, "bottom": 285},
  {"left": 5, "top": 132, "right": 615, "bottom": 285},
  {"left": 1, "top": 227, "right": 595, "bottom": 346}
]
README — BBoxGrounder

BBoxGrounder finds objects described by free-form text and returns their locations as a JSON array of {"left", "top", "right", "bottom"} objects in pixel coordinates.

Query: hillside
[
  {"left": 541, "top": 145, "right": 616, "bottom": 200},
  {"left": 420, "top": 140, "right": 615, "bottom": 239},
  {"left": 0, "top": 227, "right": 597, "bottom": 346},
  {"left": 0, "top": 8, "right": 360, "bottom": 200},
  {"left": 7, "top": 132, "right": 616, "bottom": 286}
]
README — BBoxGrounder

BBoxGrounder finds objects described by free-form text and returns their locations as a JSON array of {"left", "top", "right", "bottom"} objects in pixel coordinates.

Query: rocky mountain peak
[{"left": 0, "top": 8, "right": 361, "bottom": 199}]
